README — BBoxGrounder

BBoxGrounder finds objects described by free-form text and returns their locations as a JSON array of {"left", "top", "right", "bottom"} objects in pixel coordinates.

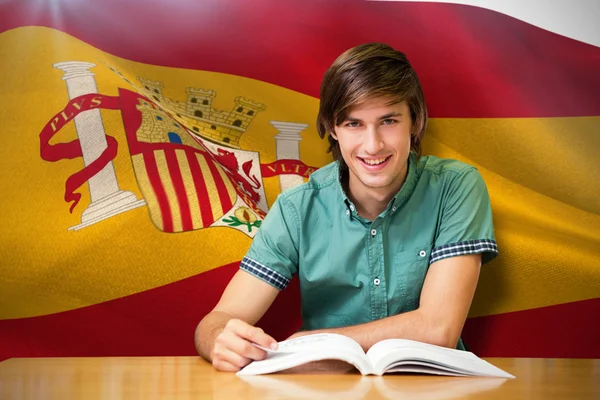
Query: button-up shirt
[{"left": 241, "top": 152, "right": 498, "bottom": 349}]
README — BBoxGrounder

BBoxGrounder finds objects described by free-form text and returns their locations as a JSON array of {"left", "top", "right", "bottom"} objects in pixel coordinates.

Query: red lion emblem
[{"left": 212, "top": 148, "right": 262, "bottom": 203}]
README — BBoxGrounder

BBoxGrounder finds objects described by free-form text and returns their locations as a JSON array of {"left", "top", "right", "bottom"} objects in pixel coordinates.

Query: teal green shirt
[{"left": 241, "top": 153, "right": 498, "bottom": 349}]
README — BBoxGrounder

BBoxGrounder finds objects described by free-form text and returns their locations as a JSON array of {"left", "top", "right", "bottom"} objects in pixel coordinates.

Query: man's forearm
[
  {"left": 305, "top": 308, "right": 455, "bottom": 352},
  {"left": 302, "top": 256, "right": 480, "bottom": 351},
  {"left": 194, "top": 311, "right": 234, "bottom": 361}
]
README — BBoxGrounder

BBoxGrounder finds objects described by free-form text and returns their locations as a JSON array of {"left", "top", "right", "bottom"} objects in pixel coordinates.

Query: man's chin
[{"left": 356, "top": 177, "right": 393, "bottom": 190}]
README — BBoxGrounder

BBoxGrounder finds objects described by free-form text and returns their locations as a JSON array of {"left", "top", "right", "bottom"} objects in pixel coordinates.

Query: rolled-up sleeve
[{"left": 240, "top": 195, "right": 300, "bottom": 290}]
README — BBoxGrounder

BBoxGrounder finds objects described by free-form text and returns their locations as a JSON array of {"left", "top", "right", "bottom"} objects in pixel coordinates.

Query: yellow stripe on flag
[{"left": 427, "top": 117, "right": 600, "bottom": 215}]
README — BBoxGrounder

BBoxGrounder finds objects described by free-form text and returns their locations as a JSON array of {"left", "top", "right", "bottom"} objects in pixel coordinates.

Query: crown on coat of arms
[{"left": 137, "top": 77, "right": 266, "bottom": 148}]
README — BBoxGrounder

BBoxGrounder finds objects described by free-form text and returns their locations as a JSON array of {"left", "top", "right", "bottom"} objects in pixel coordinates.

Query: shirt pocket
[{"left": 392, "top": 244, "right": 432, "bottom": 313}]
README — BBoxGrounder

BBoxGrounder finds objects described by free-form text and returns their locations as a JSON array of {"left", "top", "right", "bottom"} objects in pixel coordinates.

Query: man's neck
[
  {"left": 344, "top": 169, "right": 408, "bottom": 221},
  {"left": 350, "top": 190, "right": 394, "bottom": 221}
]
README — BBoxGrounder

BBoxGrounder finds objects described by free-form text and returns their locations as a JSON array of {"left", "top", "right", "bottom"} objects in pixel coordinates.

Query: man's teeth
[{"left": 363, "top": 157, "right": 387, "bottom": 165}]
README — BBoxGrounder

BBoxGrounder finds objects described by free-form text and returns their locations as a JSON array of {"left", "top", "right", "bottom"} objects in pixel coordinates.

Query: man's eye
[
  {"left": 345, "top": 121, "right": 359, "bottom": 127},
  {"left": 382, "top": 119, "right": 396, "bottom": 125}
]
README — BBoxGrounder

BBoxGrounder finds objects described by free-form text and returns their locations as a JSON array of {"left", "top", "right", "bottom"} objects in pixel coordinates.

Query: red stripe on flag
[
  {"left": 0, "top": 262, "right": 302, "bottom": 361},
  {"left": 0, "top": 271, "right": 597, "bottom": 361},
  {"left": 463, "top": 298, "right": 600, "bottom": 358},
  {"left": 2, "top": 0, "right": 599, "bottom": 117},
  {"left": 143, "top": 151, "right": 173, "bottom": 232},
  {"left": 203, "top": 153, "right": 234, "bottom": 215},
  {"left": 164, "top": 149, "right": 193, "bottom": 232},
  {"left": 185, "top": 150, "right": 214, "bottom": 227}
]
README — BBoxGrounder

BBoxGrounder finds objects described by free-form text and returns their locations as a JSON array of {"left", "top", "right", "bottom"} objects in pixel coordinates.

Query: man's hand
[{"left": 212, "top": 318, "right": 278, "bottom": 372}]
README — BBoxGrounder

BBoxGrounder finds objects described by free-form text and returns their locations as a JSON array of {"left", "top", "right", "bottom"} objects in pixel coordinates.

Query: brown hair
[{"left": 317, "top": 43, "right": 428, "bottom": 167}]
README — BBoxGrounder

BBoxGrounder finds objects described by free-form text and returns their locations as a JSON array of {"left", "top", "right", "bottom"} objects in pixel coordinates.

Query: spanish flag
[{"left": 0, "top": 0, "right": 598, "bottom": 360}]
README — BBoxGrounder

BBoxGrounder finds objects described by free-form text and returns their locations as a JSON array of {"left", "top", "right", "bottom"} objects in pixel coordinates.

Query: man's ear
[{"left": 330, "top": 130, "right": 338, "bottom": 140}]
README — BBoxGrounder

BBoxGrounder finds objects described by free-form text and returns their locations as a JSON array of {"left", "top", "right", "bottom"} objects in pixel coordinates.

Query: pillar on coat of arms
[
  {"left": 53, "top": 61, "right": 146, "bottom": 231},
  {"left": 271, "top": 121, "right": 308, "bottom": 193}
]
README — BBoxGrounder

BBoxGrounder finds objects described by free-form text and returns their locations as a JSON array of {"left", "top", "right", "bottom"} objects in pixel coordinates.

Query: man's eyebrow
[
  {"left": 344, "top": 112, "right": 403, "bottom": 121},
  {"left": 344, "top": 116, "right": 362, "bottom": 122},
  {"left": 379, "top": 112, "right": 403, "bottom": 119}
]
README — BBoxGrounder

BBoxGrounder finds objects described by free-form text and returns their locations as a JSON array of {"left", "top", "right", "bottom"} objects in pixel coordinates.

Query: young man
[{"left": 195, "top": 43, "right": 498, "bottom": 372}]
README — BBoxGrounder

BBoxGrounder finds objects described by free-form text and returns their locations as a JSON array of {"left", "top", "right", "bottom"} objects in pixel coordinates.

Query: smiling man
[{"left": 195, "top": 43, "right": 498, "bottom": 372}]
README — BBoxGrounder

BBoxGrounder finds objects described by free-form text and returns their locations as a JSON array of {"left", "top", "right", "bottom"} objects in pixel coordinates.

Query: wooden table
[{"left": 1, "top": 357, "right": 598, "bottom": 399}]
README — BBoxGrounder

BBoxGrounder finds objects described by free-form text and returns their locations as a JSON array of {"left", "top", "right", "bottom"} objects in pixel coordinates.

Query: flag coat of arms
[{"left": 0, "top": 0, "right": 599, "bottom": 361}]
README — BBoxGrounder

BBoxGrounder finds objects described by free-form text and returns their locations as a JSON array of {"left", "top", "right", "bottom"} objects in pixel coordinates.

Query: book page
[
  {"left": 386, "top": 361, "right": 474, "bottom": 376},
  {"left": 237, "top": 333, "right": 372, "bottom": 375},
  {"left": 366, "top": 339, "right": 514, "bottom": 378},
  {"left": 271, "top": 333, "right": 365, "bottom": 355}
]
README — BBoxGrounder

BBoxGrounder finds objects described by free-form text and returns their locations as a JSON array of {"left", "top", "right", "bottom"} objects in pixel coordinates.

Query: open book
[{"left": 236, "top": 333, "right": 515, "bottom": 378}]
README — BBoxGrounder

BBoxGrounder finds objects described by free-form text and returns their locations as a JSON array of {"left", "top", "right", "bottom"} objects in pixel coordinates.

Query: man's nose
[{"left": 363, "top": 126, "right": 384, "bottom": 155}]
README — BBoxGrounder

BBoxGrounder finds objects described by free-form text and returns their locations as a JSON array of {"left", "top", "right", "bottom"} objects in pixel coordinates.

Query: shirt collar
[{"left": 387, "top": 151, "right": 419, "bottom": 213}]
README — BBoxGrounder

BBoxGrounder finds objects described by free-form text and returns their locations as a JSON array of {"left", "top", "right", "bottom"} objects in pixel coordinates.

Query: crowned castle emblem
[{"left": 137, "top": 77, "right": 265, "bottom": 148}]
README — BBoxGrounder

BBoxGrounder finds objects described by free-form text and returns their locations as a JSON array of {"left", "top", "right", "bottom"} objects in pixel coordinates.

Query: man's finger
[
  {"left": 220, "top": 329, "right": 269, "bottom": 360},
  {"left": 214, "top": 347, "right": 253, "bottom": 369},
  {"left": 213, "top": 358, "right": 243, "bottom": 372},
  {"left": 231, "top": 338, "right": 270, "bottom": 361},
  {"left": 227, "top": 320, "right": 278, "bottom": 350}
]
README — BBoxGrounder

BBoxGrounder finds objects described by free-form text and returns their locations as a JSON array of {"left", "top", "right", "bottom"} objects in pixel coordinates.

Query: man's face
[{"left": 332, "top": 96, "right": 412, "bottom": 199}]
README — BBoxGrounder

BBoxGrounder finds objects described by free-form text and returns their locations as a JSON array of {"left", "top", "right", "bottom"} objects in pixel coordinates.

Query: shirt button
[
  {"left": 419, "top": 250, "right": 427, "bottom": 257},
  {"left": 350, "top": 204, "right": 355, "bottom": 211},
  {"left": 373, "top": 278, "right": 380, "bottom": 286},
  {"left": 392, "top": 206, "right": 397, "bottom": 212},
  {"left": 346, "top": 210, "right": 350, "bottom": 216},
  {"left": 370, "top": 229, "right": 377, "bottom": 236}
]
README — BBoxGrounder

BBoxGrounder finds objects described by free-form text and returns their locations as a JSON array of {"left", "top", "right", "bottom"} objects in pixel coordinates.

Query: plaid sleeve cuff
[
  {"left": 430, "top": 239, "right": 498, "bottom": 264},
  {"left": 240, "top": 256, "right": 291, "bottom": 290}
]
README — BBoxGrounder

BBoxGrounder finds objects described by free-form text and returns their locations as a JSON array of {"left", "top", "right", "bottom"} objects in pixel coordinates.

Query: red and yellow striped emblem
[{"left": 132, "top": 148, "right": 237, "bottom": 232}]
